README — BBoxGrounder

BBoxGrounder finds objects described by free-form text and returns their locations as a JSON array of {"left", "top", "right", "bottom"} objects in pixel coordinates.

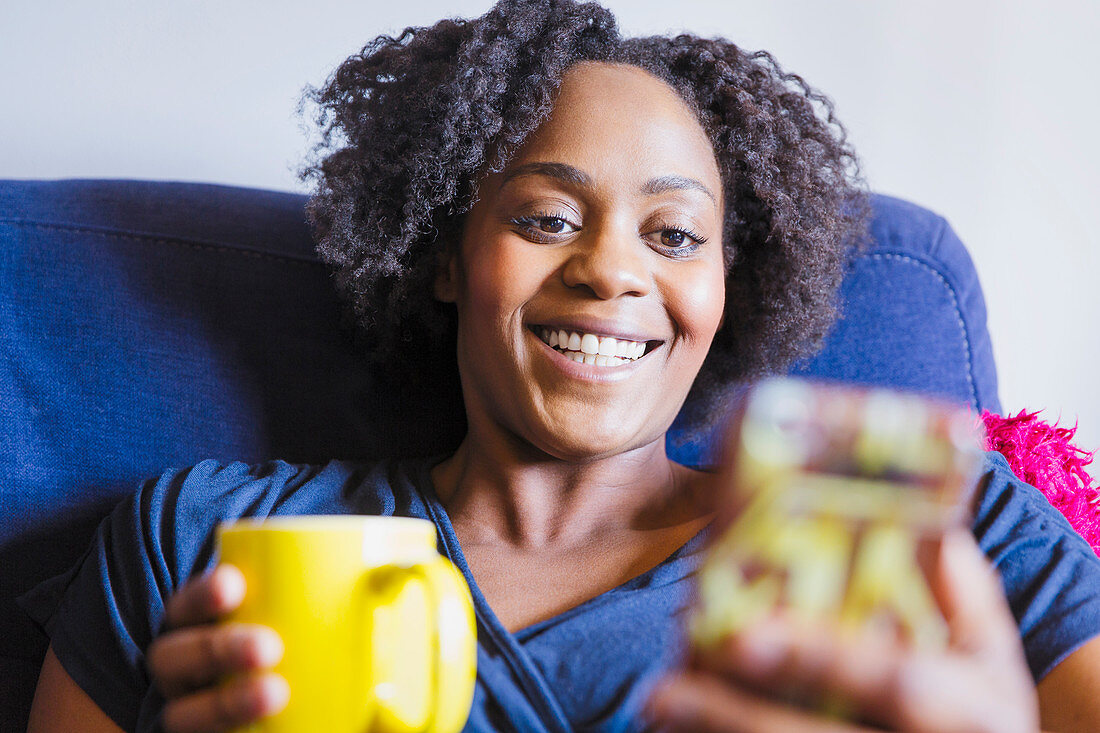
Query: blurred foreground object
[{"left": 692, "top": 378, "right": 987, "bottom": 653}]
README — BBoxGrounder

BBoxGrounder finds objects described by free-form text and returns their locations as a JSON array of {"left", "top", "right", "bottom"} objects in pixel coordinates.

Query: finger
[
  {"left": 165, "top": 565, "right": 246, "bottom": 630},
  {"left": 695, "top": 617, "right": 906, "bottom": 724},
  {"left": 696, "top": 618, "right": 1033, "bottom": 733},
  {"left": 161, "top": 672, "right": 289, "bottom": 733},
  {"left": 646, "top": 673, "right": 878, "bottom": 733},
  {"left": 148, "top": 623, "right": 283, "bottom": 698},
  {"left": 889, "top": 655, "right": 1035, "bottom": 733},
  {"left": 932, "top": 530, "right": 1020, "bottom": 655}
]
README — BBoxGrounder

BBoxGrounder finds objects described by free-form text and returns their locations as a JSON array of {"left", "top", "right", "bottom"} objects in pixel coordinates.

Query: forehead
[{"left": 502, "top": 62, "right": 721, "bottom": 195}]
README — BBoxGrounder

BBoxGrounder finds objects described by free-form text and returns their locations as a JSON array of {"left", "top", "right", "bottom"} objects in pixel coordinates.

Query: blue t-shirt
[{"left": 19, "top": 452, "right": 1100, "bottom": 732}]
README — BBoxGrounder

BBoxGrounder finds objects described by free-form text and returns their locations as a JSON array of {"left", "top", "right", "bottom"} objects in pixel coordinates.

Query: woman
[{"left": 24, "top": 1, "right": 1100, "bottom": 731}]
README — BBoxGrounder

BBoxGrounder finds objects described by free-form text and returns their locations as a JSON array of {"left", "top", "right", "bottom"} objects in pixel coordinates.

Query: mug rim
[{"left": 217, "top": 514, "right": 436, "bottom": 541}]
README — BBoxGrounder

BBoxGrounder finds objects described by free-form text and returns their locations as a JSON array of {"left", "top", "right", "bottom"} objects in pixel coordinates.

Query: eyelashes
[
  {"left": 510, "top": 213, "right": 579, "bottom": 243},
  {"left": 509, "top": 211, "right": 708, "bottom": 255},
  {"left": 651, "top": 224, "right": 708, "bottom": 254}
]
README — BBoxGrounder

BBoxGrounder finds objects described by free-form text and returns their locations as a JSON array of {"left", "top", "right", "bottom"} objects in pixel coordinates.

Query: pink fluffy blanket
[{"left": 982, "top": 410, "right": 1100, "bottom": 556}]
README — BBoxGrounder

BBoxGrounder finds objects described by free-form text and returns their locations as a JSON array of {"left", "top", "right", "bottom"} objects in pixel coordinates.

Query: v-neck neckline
[{"left": 410, "top": 458, "right": 711, "bottom": 732}]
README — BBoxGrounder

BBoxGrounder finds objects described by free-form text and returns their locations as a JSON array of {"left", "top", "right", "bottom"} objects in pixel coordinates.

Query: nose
[{"left": 560, "top": 224, "right": 652, "bottom": 299}]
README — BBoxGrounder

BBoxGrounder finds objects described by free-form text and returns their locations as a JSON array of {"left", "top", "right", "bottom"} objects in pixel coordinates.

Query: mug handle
[{"left": 361, "top": 559, "right": 476, "bottom": 733}]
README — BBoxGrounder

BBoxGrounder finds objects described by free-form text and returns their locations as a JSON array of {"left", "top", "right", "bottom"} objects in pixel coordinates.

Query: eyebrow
[
  {"left": 499, "top": 161, "right": 717, "bottom": 205},
  {"left": 641, "top": 174, "right": 717, "bottom": 205},
  {"left": 499, "top": 162, "right": 593, "bottom": 190}
]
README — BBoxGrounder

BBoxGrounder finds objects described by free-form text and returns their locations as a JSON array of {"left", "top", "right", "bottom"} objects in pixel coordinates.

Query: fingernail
[
  {"left": 228, "top": 626, "right": 283, "bottom": 668},
  {"left": 256, "top": 673, "right": 290, "bottom": 715},
  {"left": 215, "top": 565, "right": 246, "bottom": 607},
  {"left": 232, "top": 672, "right": 289, "bottom": 719},
  {"left": 255, "top": 627, "right": 284, "bottom": 667}
]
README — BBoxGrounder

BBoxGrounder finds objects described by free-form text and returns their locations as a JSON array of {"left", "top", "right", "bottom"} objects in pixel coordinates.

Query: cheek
[
  {"left": 664, "top": 261, "right": 727, "bottom": 349},
  {"left": 458, "top": 237, "right": 550, "bottom": 329}
]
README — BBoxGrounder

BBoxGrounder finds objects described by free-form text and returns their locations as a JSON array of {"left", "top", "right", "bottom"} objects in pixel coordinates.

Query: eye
[
  {"left": 645, "top": 224, "right": 708, "bottom": 255},
  {"left": 536, "top": 217, "right": 573, "bottom": 234},
  {"left": 660, "top": 229, "right": 689, "bottom": 247},
  {"left": 510, "top": 213, "right": 580, "bottom": 242}
]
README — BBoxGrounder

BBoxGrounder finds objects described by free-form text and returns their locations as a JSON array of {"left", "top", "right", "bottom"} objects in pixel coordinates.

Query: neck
[{"left": 431, "top": 425, "right": 709, "bottom": 552}]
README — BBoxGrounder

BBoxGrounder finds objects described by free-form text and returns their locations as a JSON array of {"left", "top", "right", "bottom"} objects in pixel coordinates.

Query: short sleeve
[
  {"left": 17, "top": 459, "right": 327, "bottom": 731},
  {"left": 972, "top": 450, "right": 1100, "bottom": 680}
]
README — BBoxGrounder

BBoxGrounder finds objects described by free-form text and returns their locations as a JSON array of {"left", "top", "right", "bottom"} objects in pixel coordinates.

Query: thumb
[{"left": 931, "top": 530, "right": 1018, "bottom": 654}]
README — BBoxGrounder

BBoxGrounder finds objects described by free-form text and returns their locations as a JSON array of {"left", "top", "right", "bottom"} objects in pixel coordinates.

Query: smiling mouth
[{"left": 533, "top": 327, "right": 657, "bottom": 367}]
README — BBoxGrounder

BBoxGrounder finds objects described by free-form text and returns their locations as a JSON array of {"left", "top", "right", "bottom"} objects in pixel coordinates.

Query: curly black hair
[{"left": 302, "top": 0, "right": 869, "bottom": 438}]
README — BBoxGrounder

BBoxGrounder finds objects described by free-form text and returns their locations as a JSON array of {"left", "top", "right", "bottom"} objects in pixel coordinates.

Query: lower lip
[{"left": 530, "top": 332, "right": 649, "bottom": 383}]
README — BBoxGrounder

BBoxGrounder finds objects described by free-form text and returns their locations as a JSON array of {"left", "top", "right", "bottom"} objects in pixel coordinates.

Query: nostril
[{"left": 560, "top": 242, "right": 652, "bottom": 300}]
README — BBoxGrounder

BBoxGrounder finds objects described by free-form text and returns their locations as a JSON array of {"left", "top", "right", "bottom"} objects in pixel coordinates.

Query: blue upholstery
[
  {"left": 665, "top": 194, "right": 1001, "bottom": 465},
  {"left": 0, "top": 179, "right": 999, "bottom": 730}
]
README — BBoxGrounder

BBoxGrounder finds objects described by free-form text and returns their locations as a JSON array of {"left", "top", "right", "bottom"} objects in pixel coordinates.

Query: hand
[
  {"left": 146, "top": 564, "right": 289, "bottom": 733},
  {"left": 647, "top": 531, "right": 1040, "bottom": 733}
]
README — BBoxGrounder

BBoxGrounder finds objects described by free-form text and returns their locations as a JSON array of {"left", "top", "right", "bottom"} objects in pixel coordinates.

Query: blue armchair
[{"left": 0, "top": 179, "right": 1000, "bottom": 731}]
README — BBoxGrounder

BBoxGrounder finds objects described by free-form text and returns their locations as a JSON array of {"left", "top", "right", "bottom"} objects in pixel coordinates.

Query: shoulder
[
  {"left": 971, "top": 450, "right": 1100, "bottom": 680},
  {"left": 971, "top": 450, "right": 1093, "bottom": 560},
  {"left": 150, "top": 458, "right": 375, "bottom": 523},
  {"left": 130, "top": 457, "right": 433, "bottom": 587}
]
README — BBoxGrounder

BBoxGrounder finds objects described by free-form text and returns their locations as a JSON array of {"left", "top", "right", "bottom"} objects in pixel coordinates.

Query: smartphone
[{"left": 691, "top": 378, "right": 986, "bottom": 653}]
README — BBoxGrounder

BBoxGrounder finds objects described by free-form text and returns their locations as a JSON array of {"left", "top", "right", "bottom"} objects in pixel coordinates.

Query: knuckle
[
  {"left": 148, "top": 635, "right": 190, "bottom": 697},
  {"left": 147, "top": 638, "right": 169, "bottom": 675},
  {"left": 155, "top": 627, "right": 228, "bottom": 696},
  {"left": 215, "top": 676, "right": 266, "bottom": 727},
  {"left": 166, "top": 581, "right": 206, "bottom": 629},
  {"left": 160, "top": 703, "right": 182, "bottom": 733},
  {"left": 213, "top": 686, "right": 244, "bottom": 729},
  {"left": 200, "top": 629, "right": 229, "bottom": 673},
  {"left": 161, "top": 699, "right": 200, "bottom": 733}
]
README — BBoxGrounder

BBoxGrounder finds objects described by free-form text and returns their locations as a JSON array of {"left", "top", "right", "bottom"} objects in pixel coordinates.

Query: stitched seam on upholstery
[
  {"left": 929, "top": 214, "right": 989, "bottom": 411},
  {"left": 1, "top": 219, "right": 324, "bottom": 267},
  {"left": 866, "top": 252, "right": 978, "bottom": 410}
]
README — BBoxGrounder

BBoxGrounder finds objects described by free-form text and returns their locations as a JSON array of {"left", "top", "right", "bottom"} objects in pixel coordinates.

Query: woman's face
[{"left": 437, "top": 62, "right": 726, "bottom": 461}]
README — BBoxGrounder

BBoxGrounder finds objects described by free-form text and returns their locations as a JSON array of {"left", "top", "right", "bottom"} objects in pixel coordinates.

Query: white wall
[{"left": 4, "top": 0, "right": 1097, "bottom": 451}]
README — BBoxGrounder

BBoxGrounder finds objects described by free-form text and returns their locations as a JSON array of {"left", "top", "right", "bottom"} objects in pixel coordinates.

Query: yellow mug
[{"left": 216, "top": 516, "right": 477, "bottom": 733}]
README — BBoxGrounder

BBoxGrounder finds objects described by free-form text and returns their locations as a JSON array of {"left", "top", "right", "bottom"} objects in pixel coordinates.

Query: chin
[{"left": 530, "top": 420, "right": 665, "bottom": 464}]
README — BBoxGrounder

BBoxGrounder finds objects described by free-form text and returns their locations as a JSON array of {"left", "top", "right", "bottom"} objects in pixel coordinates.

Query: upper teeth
[{"left": 537, "top": 327, "right": 648, "bottom": 366}]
